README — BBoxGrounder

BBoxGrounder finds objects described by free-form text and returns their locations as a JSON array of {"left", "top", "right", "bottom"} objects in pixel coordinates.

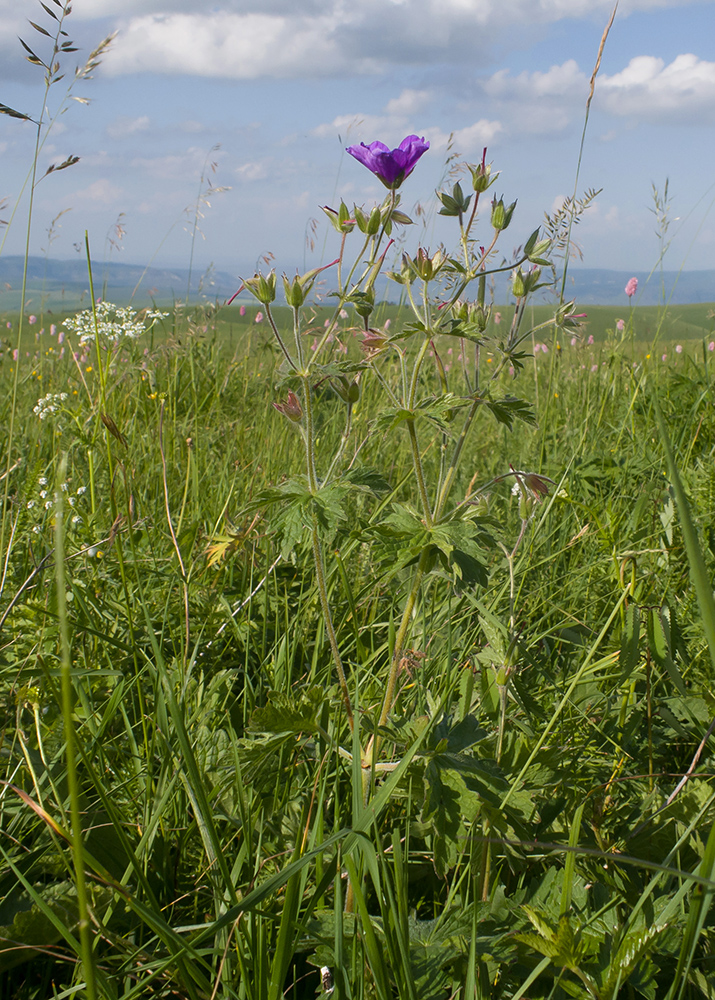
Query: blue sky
[{"left": 1, "top": 0, "right": 714, "bottom": 286}]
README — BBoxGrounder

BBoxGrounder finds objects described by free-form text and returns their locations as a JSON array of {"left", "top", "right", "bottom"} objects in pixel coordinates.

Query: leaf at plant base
[
  {"left": 0, "top": 883, "right": 111, "bottom": 972},
  {"left": 619, "top": 603, "right": 641, "bottom": 680},
  {"left": 647, "top": 607, "right": 687, "bottom": 696},
  {"left": 422, "top": 763, "right": 482, "bottom": 877},
  {"left": 343, "top": 466, "right": 392, "bottom": 495},
  {"left": 248, "top": 686, "right": 325, "bottom": 735}
]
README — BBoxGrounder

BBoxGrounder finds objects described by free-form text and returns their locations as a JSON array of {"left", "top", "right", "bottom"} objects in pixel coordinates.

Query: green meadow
[{"left": 3, "top": 294, "right": 715, "bottom": 998}]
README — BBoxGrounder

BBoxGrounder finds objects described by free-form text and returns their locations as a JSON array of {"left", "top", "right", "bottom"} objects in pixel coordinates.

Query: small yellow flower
[{"left": 86, "top": 365, "right": 93, "bottom": 372}]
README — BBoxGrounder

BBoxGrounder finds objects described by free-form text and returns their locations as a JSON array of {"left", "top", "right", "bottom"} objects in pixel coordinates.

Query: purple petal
[{"left": 346, "top": 135, "right": 429, "bottom": 189}]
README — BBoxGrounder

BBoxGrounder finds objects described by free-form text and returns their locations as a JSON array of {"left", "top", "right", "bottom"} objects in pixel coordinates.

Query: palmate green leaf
[
  {"left": 375, "top": 394, "right": 468, "bottom": 433},
  {"left": 619, "top": 602, "right": 641, "bottom": 680},
  {"left": 431, "top": 713, "right": 487, "bottom": 753},
  {"left": 0, "top": 882, "right": 112, "bottom": 972},
  {"left": 437, "top": 318, "right": 484, "bottom": 344},
  {"left": 382, "top": 502, "right": 427, "bottom": 540},
  {"left": 484, "top": 394, "right": 537, "bottom": 429},
  {"left": 647, "top": 606, "right": 687, "bottom": 696},
  {"left": 248, "top": 475, "right": 377, "bottom": 557},
  {"left": 598, "top": 922, "right": 669, "bottom": 1000},
  {"left": 249, "top": 686, "right": 325, "bottom": 735},
  {"left": 516, "top": 910, "right": 584, "bottom": 970},
  {"left": 343, "top": 465, "right": 392, "bottom": 495},
  {"left": 422, "top": 762, "right": 480, "bottom": 877}
]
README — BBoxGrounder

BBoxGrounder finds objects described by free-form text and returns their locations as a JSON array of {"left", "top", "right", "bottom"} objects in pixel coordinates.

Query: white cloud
[
  {"left": 481, "top": 60, "right": 588, "bottom": 133},
  {"left": 101, "top": 12, "right": 379, "bottom": 79},
  {"left": 428, "top": 120, "right": 504, "bottom": 153},
  {"left": 130, "top": 147, "right": 220, "bottom": 179},
  {"left": 92, "top": 1, "right": 710, "bottom": 79},
  {"left": 485, "top": 60, "right": 586, "bottom": 100},
  {"left": 66, "top": 178, "right": 125, "bottom": 204},
  {"left": 106, "top": 115, "right": 151, "bottom": 139},
  {"left": 384, "top": 89, "right": 432, "bottom": 117},
  {"left": 311, "top": 89, "right": 435, "bottom": 143},
  {"left": 598, "top": 54, "right": 715, "bottom": 122},
  {"left": 235, "top": 160, "right": 270, "bottom": 182}
]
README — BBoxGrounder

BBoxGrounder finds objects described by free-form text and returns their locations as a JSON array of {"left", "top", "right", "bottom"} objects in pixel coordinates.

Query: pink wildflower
[
  {"left": 709, "top": 342, "right": 715, "bottom": 352},
  {"left": 675, "top": 344, "right": 683, "bottom": 354},
  {"left": 5, "top": 321, "right": 11, "bottom": 329},
  {"left": 625, "top": 277, "right": 638, "bottom": 298},
  {"left": 50, "top": 324, "right": 56, "bottom": 336},
  {"left": 58, "top": 329, "right": 64, "bottom": 344},
  {"left": 28, "top": 315, "right": 37, "bottom": 325},
  {"left": 384, "top": 319, "right": 391, "bottom": 331},
  {"left": 534, "top": 343, "right": 541, "bottom": 354},
  {"left": 571, "top": 336, "right": 577, "bottom": 346},
  {"left": 494, "top": 312, "right": 501, "bottom": 326},
  {"left": 239, "top": 305, "right": 246, "bottom": 316},
  {"left": 616, "top": 319, "right": 625, "bottom": 332},
  {"left": 587, "top": 335, "right": 594, "bottom": 345},
  {"left": 662, "top": 354, "right": 667, "bottom": 362},
  {"left": 339, "top": 309, "right": 348, "bottom": 319},
  {"left": 255, "top": 312, "right": 263, "bottom": 323},
  {"left": 13, "top": 349, "right": 18, "bottom": 360},
  {"left": 540, "top": 343, "right": 549, "bottom": 354},
  {"left": 591, "top": 364, "right": 598, "bottom": 372}
]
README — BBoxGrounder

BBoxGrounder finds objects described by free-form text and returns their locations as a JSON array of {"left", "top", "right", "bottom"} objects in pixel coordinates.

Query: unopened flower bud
[
  {"left": 350, "top": 287, "right": 375, "bottom": 319},
  {"left": 244, "top": 271, "right": 276, "bottom": 305},
  {"left": 333, "top": 375, "right": 361, "bottom": 404},
  {"left": 282, "top": 274, "right": 306, "bottom": 309},
  {"left": 491, "top": 196, "right": 517, "bottom": 232},
  {"left": 273, "top": 391, "right": 303, "bottom": 423},
  {"left": 321, "top": 202, "right": 356, "bottom": 234},
  {"left": 362, "top": 330, "right": 388, "bottom": 356},
  {"left": 411, "top": 247, "right": 445, "bottom": 282},
  {"left": 468, "top": 148, "right": 499, "bottom": 193}
]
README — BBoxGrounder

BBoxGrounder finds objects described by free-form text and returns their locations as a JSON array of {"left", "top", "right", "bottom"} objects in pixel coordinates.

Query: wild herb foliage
[{"left": 1, "top": 303, "right": 715, "bottom": 998}]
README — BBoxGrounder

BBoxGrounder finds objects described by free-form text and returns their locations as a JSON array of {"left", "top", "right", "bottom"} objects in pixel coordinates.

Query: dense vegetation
[{"left": 2, "top": 301, "right": 715, "bottom": 999}]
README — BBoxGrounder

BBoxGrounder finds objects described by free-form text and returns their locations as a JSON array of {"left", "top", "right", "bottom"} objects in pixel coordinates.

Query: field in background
[{"left": 2, "top": 300, "right": 715, "bottom": 356}]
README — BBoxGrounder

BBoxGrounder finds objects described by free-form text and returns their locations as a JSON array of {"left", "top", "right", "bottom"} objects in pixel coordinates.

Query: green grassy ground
[{"left": 2, "top": 301, "right": 715, "bottom": 998}]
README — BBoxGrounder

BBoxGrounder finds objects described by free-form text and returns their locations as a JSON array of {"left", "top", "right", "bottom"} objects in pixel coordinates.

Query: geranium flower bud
[
  {"left": 361, "top": 330, "right": 388, "bottom": 357},
  {"left": 243, "top": 271, "right": 276, "bottom": 305},
  {"left": 273, "top": 391, "right": 302, "bottom": 422},
  {"left": 491, "top": 196, "right": 517, "bottom": 232}
]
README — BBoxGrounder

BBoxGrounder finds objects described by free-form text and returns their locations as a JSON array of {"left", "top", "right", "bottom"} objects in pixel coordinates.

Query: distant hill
[
  {"left": 0, "top": 256, "right": 713, "bottom": 309},
  {"left": 0, "top": 255, "right": 241, "bottom": 310},
  {"left": 562, "top": 267, "right": 715, "bottom": 306}
]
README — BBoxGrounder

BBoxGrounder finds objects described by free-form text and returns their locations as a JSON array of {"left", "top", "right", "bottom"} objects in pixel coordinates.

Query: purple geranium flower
[{"left": 346, "top": 134, "right": 429, "bottom": 190}]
